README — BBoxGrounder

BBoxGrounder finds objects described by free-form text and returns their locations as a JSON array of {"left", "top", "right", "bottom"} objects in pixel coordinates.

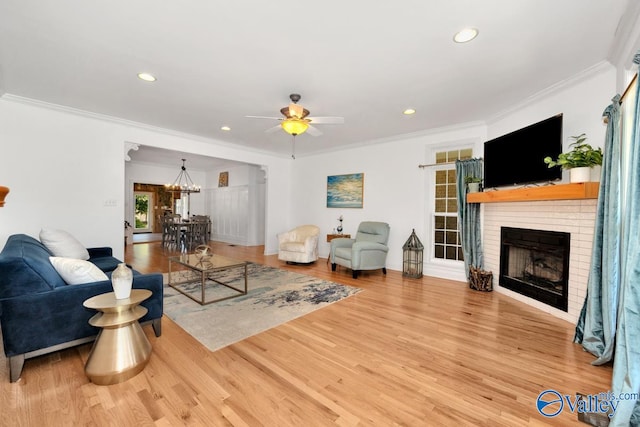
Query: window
[{"left": 432, "top": 148, "right": 472, "bottom": 262}]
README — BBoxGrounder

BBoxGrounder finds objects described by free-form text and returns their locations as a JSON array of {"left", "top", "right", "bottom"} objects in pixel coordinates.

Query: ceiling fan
[{"left": 246, "top": 93, "right": 344, "bottom": 137}]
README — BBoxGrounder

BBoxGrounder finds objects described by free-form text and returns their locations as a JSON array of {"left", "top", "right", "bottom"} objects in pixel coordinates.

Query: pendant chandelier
[{"left": 165, "top": 159, "right": 200, "bottom": 194}]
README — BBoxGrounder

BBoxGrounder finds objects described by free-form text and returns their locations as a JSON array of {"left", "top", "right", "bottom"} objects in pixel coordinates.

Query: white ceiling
[{"left": 0, "top": 1, "right": 634, "bottom": 162}]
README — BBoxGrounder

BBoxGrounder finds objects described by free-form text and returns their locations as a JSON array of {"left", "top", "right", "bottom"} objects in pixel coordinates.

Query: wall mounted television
[{"left": 483, "top": 114, "right": 563, "bottom": 189}]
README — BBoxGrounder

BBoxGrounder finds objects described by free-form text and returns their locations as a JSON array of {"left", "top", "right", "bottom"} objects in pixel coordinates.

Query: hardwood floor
[{"left": 1, "top": 241, "right": 611, "bottom": 426}]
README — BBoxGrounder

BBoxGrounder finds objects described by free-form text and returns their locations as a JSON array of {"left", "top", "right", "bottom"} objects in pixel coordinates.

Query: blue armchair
[{"left": 330, "top": 221, "right": 390, "bottom": 278}]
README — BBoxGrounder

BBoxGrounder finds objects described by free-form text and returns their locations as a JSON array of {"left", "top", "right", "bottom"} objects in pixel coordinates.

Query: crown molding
[
  {"left": 486, "top": 61, "right": 614, "bottom": 126},
  {"left": 294, "top": 120, "right": 486, "bottom": 158},
  {"left": 0, "top": 94, "right": 279, "bottom": 158}
]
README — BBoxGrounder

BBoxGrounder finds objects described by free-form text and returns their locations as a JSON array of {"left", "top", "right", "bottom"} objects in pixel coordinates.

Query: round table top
[{"left": 83, "top": 289, "right": 151, "bottom": 311}]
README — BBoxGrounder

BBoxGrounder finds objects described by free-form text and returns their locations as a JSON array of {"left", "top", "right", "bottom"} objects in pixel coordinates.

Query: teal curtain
[
  {"left": 573, "top": 95, "right": 622, "bottom": 365},
  {"left": 609, "top": 53, "right": 640, "bottom": 427},
  {"left": 455, "top": 158, "right": 484, "bottom": 278}
]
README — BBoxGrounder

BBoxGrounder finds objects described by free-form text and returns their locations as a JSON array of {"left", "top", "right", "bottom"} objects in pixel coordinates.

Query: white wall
[
  {"left": 205, "top": 163, "right": 259, "bottom": 188},
  {"left": 203, "top": 163, "right": 266, "bottom": 246},
  {"left": 0, "top": 98, "right": 290, "bottom": 259},
  {"left": 290, "top": 124, "right": 485, "bottom": 275},
  {"left": 0, "top": 101, "right": 124, "bottom": 253}
]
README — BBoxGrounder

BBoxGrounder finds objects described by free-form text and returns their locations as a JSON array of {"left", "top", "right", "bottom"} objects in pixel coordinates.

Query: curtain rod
[
  {"left": 418, "top": 161, "right": 457, "bottom": 168},
  {"left": 603, "top": 73, "right": 637, "bottom": 124},
  {"left": 621, "top": 73, "right": 638, "bottom": 103}
]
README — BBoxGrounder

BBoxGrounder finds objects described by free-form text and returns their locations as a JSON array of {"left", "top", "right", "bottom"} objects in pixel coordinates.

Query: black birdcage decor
[{"left": 402, "top": 229, "right": 424, "bottom": 278}]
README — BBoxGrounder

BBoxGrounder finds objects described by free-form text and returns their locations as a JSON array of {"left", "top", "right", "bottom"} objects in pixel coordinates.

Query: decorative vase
[
  {"left": 570, "top": 167, "right": 591, "bottom": 183},
  {"left": 467, "top": 182, "right": 480, "bottom": 193},
  {"left": 111, "top": 263, "right": 133, "bottom": 299}
]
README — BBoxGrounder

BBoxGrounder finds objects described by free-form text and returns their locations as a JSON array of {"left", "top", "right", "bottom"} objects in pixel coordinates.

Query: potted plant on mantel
[
  {"left": 543, "top": 133, "right": 603, "bottom": 183},
  {"left": 465, "top": 176, "right": 483, "bottom": 193}
]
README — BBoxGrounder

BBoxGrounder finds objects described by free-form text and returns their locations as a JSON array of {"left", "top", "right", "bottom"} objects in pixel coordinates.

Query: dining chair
[{"left": 161, "top": 216, "right": 181, "bottom": 249}]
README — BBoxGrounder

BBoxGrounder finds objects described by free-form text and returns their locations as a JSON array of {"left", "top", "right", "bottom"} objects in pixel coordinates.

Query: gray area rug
[{"left": 162, "top": 263, "right": 361, "bottom": 352}]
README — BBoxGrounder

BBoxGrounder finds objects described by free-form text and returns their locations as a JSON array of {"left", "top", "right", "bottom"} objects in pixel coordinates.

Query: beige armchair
[{"left": 278, "top": 225, "right": 320, "bottom": 264}]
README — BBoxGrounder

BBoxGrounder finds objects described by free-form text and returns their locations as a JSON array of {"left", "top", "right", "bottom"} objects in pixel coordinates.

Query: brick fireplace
[{"left": 481, "top": 197, "right": 597, "bottom": 323}]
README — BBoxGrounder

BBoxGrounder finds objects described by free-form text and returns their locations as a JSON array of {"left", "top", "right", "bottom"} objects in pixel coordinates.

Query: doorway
[{"left": 134, "top": 191, "right": 154, "bottom": 233}]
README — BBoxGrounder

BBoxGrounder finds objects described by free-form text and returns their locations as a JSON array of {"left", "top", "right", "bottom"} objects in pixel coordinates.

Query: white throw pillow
[
  {"left": 40, "top": 229, "right": 90, "bottom": 260},
  {"left": 49, "top": 257, "right": 108, "bottom": 285}
]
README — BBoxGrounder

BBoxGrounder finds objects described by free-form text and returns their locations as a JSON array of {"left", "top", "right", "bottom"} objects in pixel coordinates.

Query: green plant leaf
[{"left": 543, "top": 134, "right": 602, "bottom": 170}]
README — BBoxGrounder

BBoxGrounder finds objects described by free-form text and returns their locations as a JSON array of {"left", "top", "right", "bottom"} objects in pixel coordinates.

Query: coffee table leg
[
  {"left": 201, "top": 269, "right": 206, "bottom": 303},
  {"left": 167, "top": 260, "right": 249, "bottom": 305}
]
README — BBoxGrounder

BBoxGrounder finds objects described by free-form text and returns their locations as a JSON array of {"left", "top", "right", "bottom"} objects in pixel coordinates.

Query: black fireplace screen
[{"left": 500, "top": 227, "right": 570, "bottom": 311}]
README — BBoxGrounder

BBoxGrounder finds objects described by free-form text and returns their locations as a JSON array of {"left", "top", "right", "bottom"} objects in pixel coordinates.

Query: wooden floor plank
[{"left": 0, "top": 241, "right": 612, "bottom": 426}]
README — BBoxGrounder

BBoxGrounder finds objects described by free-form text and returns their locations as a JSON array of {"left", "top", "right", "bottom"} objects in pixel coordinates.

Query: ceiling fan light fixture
[{"left": 281, "top": 119, "right": 309, "bottom": 136}]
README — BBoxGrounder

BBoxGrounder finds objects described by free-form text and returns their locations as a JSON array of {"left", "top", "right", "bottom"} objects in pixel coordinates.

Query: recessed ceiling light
[
  {"left": 137, "top": 72, "right": 156, "bottom": 82},
  {"left": 221, "top": 126, "right": 231, "bottom": 131},
  {"left": 403, "top": 108, "right": 416, "bottom": 115},
  {"left": 453, "top": 27, "right": 479, "bottom": 43}
]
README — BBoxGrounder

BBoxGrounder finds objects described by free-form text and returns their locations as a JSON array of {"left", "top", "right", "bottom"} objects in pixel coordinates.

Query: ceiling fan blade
[
  {"left": 265, "top": 124, "right": 282, "bottom": 134},
  {"left": 306, "top": 125, "right": 323, "bottom": 136},
  {"left": 245, "top": 115, "right": 282, "bottom": 120},
  {"left": 307, "top": 116, "right": 345, "bottom": 124}
]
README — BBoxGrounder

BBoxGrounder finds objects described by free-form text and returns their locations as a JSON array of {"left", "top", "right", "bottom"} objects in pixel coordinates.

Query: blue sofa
[{"left": 0, "top": 234, "right": 163, "bottom": 382}]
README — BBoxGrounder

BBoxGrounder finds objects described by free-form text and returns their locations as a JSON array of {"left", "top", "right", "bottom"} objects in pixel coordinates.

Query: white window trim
[{"left": 423, "top": 139, "right": 479, "bottom": 282}]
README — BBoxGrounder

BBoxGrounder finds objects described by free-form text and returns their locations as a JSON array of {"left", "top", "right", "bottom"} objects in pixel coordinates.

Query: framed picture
[
  {"left": 218, "top": 171, "right": 229, "bottom": 187},
  {"left": 327, "top": 173, "right": 364, "bottom": 208}
]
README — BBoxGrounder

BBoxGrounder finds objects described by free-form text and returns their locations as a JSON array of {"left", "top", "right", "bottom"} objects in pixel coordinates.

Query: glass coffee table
[{"left": 168, "top": 253, "right": 248, "bottom": 305}]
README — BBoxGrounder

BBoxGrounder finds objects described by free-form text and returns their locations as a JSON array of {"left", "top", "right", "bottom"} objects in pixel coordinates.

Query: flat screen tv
[{"left": 484, "top": 114, "right": 563, "bottom": 188}]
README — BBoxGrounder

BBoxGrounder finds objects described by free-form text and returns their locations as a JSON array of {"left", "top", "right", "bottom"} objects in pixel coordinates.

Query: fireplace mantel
[{"left": 467, "top": 182, "right": 599, "bottom": 203}]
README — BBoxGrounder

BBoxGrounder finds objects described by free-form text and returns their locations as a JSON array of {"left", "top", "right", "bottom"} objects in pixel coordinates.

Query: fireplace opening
[{"left": 500, "top": 227, "right": 569, "bottom": 311}]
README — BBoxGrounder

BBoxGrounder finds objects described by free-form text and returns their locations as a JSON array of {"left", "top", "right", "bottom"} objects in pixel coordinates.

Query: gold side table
[{"left": 83, "top": 289, "right": 152, "bottom": 385}]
